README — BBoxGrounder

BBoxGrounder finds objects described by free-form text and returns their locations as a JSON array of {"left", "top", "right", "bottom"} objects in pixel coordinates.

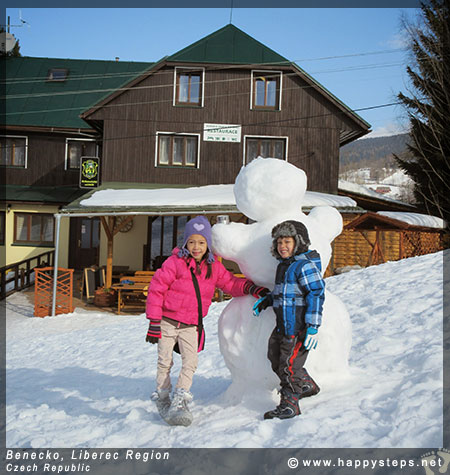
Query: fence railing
[{"left": 0, "top": 250, "right": 55, "bottom": 300}]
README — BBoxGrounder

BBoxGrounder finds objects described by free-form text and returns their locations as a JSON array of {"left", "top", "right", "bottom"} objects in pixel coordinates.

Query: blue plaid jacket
[{"left": 268, "top": 250, "right": 325, "bottom": 337}]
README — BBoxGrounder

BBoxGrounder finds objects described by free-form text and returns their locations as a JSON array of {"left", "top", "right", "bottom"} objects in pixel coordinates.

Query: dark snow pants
[{"left": 267, "top": 327, "right": 311, "bottom": 395}]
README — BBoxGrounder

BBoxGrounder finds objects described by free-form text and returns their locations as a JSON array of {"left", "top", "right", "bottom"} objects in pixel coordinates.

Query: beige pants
[{"left": 156, "top": 318, "right": 198, "bottom": 392}]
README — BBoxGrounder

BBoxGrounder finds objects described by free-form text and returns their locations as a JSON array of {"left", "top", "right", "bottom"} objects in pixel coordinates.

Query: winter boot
[
  {"left": 151, "top": 388, "right": 171, "bottom": 414},
  {"left": 165, "top": 388, "right": 193, "bottom": 426},
  {"left": 298, "top": 374, "right": 320, "bottom": 399},
  {"left": 264, "top": 389, "right": 301, "bottom": 420}
]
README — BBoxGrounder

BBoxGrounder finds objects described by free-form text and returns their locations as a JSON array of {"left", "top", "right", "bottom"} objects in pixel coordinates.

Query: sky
[{"left": 4, "top": 7, "right": 421, "bottom": 138}]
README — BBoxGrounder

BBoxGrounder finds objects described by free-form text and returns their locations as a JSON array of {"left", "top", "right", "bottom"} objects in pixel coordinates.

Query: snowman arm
[
  {"left": 299, "top": 262, "right": 325, "bottom": 328},
  {"left": 211, "top": 222, "right": 253, "bottom": 259}
]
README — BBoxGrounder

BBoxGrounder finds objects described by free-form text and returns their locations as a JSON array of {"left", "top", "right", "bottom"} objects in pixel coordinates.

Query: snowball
[{"left": 234, "top": 157, "right": 307, "bottom": 222}]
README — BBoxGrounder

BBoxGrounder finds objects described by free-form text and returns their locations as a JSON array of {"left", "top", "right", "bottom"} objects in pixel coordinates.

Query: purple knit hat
[{"left": 178, "top": 215, "right": 215, "bottom": 263}]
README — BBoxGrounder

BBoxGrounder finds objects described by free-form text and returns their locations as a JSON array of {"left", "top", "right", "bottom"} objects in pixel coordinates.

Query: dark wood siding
[
  {"left": 87, "top": 64, "right": 366, "bottom": 193},
  {"left": 3, "top": 131, "right": 100, "bottom": 187}
]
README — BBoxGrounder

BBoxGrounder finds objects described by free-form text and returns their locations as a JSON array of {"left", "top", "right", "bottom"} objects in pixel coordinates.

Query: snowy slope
[{"left": 5, "top": 251, "right": 445, "bottom": 448}]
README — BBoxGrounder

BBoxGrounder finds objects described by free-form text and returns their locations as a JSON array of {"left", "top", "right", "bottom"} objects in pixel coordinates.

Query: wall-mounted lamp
[{"left": 6, "top": 204, "right": 11, "bottom": 213}]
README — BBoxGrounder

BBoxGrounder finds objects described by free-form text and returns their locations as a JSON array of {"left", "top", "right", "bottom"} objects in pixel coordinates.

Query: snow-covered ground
[{"left": 5, "top": 251, "right": 445, "bottom": 448}]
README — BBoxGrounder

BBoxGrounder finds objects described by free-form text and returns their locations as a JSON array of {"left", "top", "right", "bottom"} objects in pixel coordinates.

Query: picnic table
[{"left": 111, "top": 271, "right": 155, "bottom": 314}]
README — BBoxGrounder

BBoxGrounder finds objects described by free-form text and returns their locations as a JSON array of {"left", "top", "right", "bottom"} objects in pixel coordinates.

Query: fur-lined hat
[{"left": 271, "top": 220, "right": 310, "bottom": 258}]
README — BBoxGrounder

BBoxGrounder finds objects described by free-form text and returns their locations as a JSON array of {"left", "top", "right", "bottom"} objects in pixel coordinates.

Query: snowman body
[{"left": 212, "top": 158, "right": 352, "bottom": 394}]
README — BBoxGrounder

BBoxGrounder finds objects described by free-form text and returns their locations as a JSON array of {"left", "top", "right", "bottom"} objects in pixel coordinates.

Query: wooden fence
[{"left": 0, "top": 250, "right": 55, "bottom": 300}]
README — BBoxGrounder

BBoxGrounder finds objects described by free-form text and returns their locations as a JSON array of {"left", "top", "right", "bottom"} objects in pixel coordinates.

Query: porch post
[
  {"left": 51, "top": 214, "right": 61, "bottom": 316},
  {"left": 103, "top": 216, "right": 115, "bottom": 288}
]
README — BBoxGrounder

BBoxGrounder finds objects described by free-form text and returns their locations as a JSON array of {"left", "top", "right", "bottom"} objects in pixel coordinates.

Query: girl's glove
[
  {"left": 252, "top": 295, "right": 271, "bottom": 317},
  {"left": 146, "top": 320, "right": 161, "bottom": 343},
  {"left": 244, "top": 281, "right": 270, "bottom": 298},
  {"left": 304, "top": 327, "right": 318, "bottom": 350}
]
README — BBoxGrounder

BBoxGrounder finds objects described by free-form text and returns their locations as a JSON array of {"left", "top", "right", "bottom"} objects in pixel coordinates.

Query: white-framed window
[
  {"left": 173, "top": 67, "right": 205, "bottom": 107},
  {"left": 0, "top": 135, "right": 27, "bottom": 167},
  {"left": 243, "top": 135, "right": 288, "bottom": 165},
  {"left": 250, "top": 70, "right": 282, "bottom": 110},
  {"left": 155, "top": 132, "right": 200, "bottom": 168},
  {"left": 14, "top": 213, "right": 55, "bottom": 246},
  {"left": 65, "top": 138, "right": 97, "bottom": 170}
]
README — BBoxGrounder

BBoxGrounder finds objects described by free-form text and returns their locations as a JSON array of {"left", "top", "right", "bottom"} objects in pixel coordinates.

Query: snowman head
[{"left": 234, "top": 158, "right": 307, "bottom": 222}]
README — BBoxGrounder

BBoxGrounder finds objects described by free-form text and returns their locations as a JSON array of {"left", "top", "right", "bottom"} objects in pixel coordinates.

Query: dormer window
[
  {"left": 48, "top": 68, "right": 68, "bottom": 82},
  {"left": 174, "top": 67, "right": 204, "bottom": 107},
  {"left": 251, "top": 70, "right": 282, "bottom": 110}
]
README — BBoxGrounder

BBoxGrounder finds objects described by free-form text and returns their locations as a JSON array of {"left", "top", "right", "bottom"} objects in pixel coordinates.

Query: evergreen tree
[{"left": 395, "top": 0, "right": 450, "bottom": 226}]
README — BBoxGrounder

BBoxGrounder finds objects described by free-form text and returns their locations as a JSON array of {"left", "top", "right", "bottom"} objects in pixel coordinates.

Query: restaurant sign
[{"left": 203, "top": 123, "right": 241, "bottom": 143}]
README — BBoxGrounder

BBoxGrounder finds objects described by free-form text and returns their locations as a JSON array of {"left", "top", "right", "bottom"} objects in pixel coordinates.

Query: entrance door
[{"left": 69, "top": 217, "right": 100, "bottom": 270}]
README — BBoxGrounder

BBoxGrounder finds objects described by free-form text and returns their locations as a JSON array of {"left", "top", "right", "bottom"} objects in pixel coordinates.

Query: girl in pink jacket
[{"left": 145, "top": 215, "right": 268, "bottom": 425}]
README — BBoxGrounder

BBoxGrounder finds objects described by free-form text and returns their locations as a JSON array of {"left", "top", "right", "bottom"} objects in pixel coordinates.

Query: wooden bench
[
  {"left": 113, "top": 270, "right": 247, "bottom": 312},
  {"left": 112, "top": 271, "right": 155, "bottom": 314}
]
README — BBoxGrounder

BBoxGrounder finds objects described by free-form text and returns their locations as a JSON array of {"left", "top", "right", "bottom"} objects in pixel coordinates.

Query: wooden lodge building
[{"left": 2, "top": 24, "right": 442, "bottom": 293}]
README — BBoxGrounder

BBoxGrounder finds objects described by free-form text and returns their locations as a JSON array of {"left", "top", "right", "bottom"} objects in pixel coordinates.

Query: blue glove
[
  {"left": 252, "top": 296, "right": 270, "bottom": 317},
  {"left": 304, "top": 327, "right": 318, "bottom": 350}
]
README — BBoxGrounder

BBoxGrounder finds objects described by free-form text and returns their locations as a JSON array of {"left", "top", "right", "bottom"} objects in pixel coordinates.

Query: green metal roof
[
  {"left": 167, "top": 24, "right": 290, "bottom": 65},
  {"left": 2, "top": 56, "right": 153, "bottom": 129},
  {"left": 5, "top": 185, "right": 88, "bottom": 204}
]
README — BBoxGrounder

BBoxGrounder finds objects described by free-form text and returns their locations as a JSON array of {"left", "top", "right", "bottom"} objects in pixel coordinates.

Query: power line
[
  {"left": 2, "top": 59, "right": 406, "bottom": 102},
  {"left": 2, "top": 46, "right": 410, "bottom": 86},
  {"left": 2, "top": 61, "right": 407, "bottom": 113},
  {"left": 1, "top": 99, "right": 403, "bottom": 152}
]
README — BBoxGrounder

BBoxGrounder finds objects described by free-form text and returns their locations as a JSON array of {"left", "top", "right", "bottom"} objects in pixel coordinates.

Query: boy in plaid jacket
[{"left": 253, "top": 220, "right": 325, "bottom": 420}]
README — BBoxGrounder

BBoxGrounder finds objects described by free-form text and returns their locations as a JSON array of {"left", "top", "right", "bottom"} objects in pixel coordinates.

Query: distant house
[
  {"left": 374, "top": 186, "right": 391, "bottom": 194},
  {"left": 2, "top": 24, "right": 370, "bottom": 278}
]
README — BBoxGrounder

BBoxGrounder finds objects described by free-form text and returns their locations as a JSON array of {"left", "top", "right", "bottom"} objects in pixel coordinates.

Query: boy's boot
[
  {"left": 166, "top": 388, "right": 193, "bottom": 426},
  {"left": 151, "top": 388, "right": 171, "bottom": 413},
  {"left": 298, "top": 373, "right": 320, "bottom": 399},
  {"left": 264, "top": 389, "right": 301, "bottom": 420}
]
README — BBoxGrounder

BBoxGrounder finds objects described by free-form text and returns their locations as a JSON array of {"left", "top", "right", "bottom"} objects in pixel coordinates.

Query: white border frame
[
  {"left": 243, "top": 134, "right": 289, "bottom": 166},
  {"left": 173, "top": 67, "right": 205, "bottom": 107},
  {"left": 155, "top": 131, "right": 201, "bottom": 169},
  {"left": 250, "top": 70, "right": 283, "bottom": 111},
  {"left": 64, "top": 138, "right": 98, "bottom": 170},
  {"left": 1, "top": 135, "right": 28, "bottom": 168}
]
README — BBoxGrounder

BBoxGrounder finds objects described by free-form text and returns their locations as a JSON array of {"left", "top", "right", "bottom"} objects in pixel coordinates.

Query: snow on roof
[
  {"left": 79, "top": 184, "right": 357, "bottom": 209},
  {"left": 338, "top": 179, "right": 406, "bottom": 204},
  {"left": 380, "top": 169, "right": 412, "bottom": 186},
  {"left": 377, "top": 211, "right": 446, "bottom": 229}
]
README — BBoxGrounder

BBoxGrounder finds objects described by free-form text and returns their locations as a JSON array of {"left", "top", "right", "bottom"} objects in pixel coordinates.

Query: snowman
[{"left": 211, "top": 158, "right": 352, "bottom": 399}]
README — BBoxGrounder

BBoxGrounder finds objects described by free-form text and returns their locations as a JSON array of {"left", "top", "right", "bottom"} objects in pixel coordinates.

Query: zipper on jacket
[{"left": 282, "top": 265, "right": 289, "bottom": 334}]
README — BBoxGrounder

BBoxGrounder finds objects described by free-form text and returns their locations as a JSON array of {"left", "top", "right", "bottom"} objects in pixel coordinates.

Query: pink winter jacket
[{"left": 146, "top": 248, "right": 252, "bottom": 325}]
